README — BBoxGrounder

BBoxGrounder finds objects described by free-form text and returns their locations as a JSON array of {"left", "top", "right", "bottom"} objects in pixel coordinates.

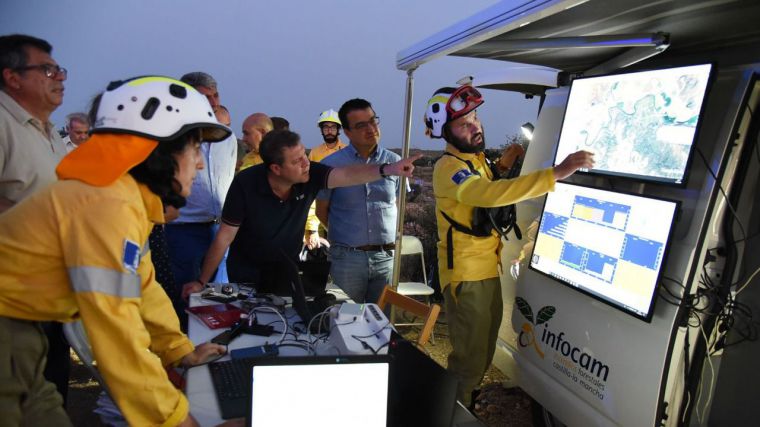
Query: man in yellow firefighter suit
[
  {"left": 425, "top": 85, "right": 594, "bottom": 407},
  {"left": 0, "top": 76, "right": 228, "bottom": 426}
]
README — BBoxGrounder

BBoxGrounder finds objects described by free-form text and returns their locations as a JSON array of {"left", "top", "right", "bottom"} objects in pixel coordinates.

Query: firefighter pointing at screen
[{"left": 425, "top": 84, "right": 594, "bottom": 408}]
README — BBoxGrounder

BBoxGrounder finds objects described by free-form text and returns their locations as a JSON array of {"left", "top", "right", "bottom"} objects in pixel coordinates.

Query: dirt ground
[
  {"left": 66, "top": 307, "right": 537, "bottom": 426},
  {"left": 396, "top": 309, "right": 538, "bottom": 427}
]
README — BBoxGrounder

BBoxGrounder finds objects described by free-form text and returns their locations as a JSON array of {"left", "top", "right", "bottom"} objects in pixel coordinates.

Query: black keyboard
[{"left": 208, "top": 358, "right": 253, "bottom": 419}]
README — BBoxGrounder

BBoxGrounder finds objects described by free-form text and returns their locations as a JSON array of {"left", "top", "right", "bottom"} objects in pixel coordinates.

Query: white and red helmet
[{"left": 424, "top": 85, "right": 484, "bottom": 139}]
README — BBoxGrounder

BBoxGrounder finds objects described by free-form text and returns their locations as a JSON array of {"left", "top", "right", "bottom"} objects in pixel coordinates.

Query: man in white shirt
[
  {"left": 164, "top": 71, "right": 238, "bottom": 327},
  {"left": 61, "top": 112, "right": 89, "bottom": 152}
]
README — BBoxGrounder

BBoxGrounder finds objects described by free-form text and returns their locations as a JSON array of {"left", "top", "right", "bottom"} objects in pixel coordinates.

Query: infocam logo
[
  {"left": 515, "top": 297, "right": 610, "bottom": 383},
  {"left": 515, "top": 296, "right": 555, "bottom": 359}
]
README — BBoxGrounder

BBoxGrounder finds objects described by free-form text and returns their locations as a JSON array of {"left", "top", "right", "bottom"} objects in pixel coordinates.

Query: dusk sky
[{"left": 2, "top": 0, "right": 540, "bottom": 150}]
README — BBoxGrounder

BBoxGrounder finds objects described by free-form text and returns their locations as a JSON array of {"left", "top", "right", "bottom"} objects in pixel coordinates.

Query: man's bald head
[{"left": 241, "top": 112, "right": 273, "bottom": 152}]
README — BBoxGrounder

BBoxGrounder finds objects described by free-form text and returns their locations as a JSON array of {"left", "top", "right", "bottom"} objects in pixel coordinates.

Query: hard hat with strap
[{"left": 424, "top": 85, "right": 484, "bottom": 139}]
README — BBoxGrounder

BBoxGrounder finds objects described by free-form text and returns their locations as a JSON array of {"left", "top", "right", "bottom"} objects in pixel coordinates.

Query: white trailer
[{"left": 394, "top": 1, "right": 760, "bottom": 426}]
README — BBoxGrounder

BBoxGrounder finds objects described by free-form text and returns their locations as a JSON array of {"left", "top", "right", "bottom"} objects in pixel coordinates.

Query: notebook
[
  {"left": 247, "top": 355, "right": 390, "bottom": 427},
  {"left": 208, "top": 338, "right": 456, "bottom": 425}
]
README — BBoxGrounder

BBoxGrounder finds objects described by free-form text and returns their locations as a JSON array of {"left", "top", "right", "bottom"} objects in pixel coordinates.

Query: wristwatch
[{"left": 379, "top": 162, "right": 390, "bottom": 178}]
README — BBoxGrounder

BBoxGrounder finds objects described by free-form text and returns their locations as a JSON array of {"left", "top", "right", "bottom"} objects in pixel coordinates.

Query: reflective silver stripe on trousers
[{"left": 69, "top": 266, "right": 141, "bottom": 298}]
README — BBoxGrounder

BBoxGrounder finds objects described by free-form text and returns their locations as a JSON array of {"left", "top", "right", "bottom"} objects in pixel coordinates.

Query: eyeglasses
[
  {"left": 446, "top": 85, "right": 483, "bottom": 121},
  {"left": 351, "top": 116, "right": 380, "bottom": 131},
  {"left": 321, "top": 123, "right": 339, "bottom": 131},
  {"left": 15, "top": 64, "right": 68, "bottom": 79}
]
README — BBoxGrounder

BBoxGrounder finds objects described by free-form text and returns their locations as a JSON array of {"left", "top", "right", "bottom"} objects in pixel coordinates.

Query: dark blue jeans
[
  {"left": 329, "top": 245, "right": 393, "bottom": 304},
  {"left": 165, "top": 223, "right": 228, "bottom": 328}
]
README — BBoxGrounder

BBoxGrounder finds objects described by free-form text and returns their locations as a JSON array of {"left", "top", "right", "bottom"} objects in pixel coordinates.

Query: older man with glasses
[
  {"left": 316, "top": 98, "right": 401, "bottom": 305},
  {"left": 0, "top": 33, "right": 71, "bottom": 413},
  {"left": 0, "top": 34, "right": 68, "bottom": 213}
]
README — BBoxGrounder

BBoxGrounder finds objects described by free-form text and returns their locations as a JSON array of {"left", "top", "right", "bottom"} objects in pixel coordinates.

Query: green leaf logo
[
  {"left": 515, "top": 297, "right": 534, "bottom": 324},
  {"left": 536, "top": 306, "right": 556, "bottom": 325}
]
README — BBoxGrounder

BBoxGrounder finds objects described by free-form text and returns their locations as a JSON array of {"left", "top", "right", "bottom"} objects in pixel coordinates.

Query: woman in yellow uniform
[{"left": 0, "top": 76, "right": 228, "bottom": 426}]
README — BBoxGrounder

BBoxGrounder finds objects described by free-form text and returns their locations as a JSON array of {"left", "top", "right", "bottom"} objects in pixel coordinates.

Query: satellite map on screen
[{"left": 554, "top": 64, "right": 712, "bottom": 184}]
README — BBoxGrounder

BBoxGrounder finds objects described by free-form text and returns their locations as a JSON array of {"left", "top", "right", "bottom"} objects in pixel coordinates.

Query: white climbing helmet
[{"left": 92, "top": 75, "right": 231, "bottom": 142}]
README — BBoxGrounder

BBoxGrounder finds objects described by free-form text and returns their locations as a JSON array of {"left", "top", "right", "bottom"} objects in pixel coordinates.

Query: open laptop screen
[{"left": 249, "top": 356, "right": 389, "bottom": 427}]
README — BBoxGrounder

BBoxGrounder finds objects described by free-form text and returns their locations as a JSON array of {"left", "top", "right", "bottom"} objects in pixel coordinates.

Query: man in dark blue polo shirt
[{"left": 182, "top": 130, "right": 420, "bottom": 296}]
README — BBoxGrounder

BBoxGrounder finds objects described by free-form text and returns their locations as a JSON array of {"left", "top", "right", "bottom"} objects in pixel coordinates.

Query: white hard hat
[
  {"left": 317, "top": 109, "right": 342, "bottom": 127},
  {"left": 92, "top": 76, "right": 231, "bottom": 142}
]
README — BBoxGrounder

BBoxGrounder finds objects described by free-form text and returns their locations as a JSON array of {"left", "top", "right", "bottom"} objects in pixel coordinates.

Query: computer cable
[
  {"left": 349, "top": 321, "right": 393, "bottom": 354},
  {"left": 278, "top": 330, "right": 299, "bottom": 341},
  {"left": 658, "top": 276, "right": 706, "bottom": 313},
  {"left": 658, "top": 276, "right": 689, "bottom": 306},
  {"left": 280, "top": 331, "right": 320, "bottom": 354},
  {"left": 308, "top": 308, "right": 330, "bottom": 338},
  {"left": 693, "top": 322, "right": 716, "bottom": 425},
  {"left": 313, "top": 341, "right": 342, "bottom": 356},
  {"left": 275, "top": 341, "right": 314, "bottom": 355},
  {"left": 695, "top": 146, "right": 748, "bottom": 245},
  {"left": 713, "top": 296, "right": 758, "bottom": 351},
  {"left": 307, "top": 304, "right": 340, "bottom": 342},
  {"left": 250, "top": 306, "right": 287, "bottom": 344},
  {"left": 697, "top": 108, "right": 760, "bottom": 252},
  {"left": 350, "top": 320, "right": 392, "bottom": 340},
  {"left": 352, "top": 335, "right": 380, "bottom": 354},
  {"left": 735, "top": 264, "right": 760, "bottom": 295},
  {"left": 374, "top": 341, "right": 390, "bottom": 354},
  {"left": 678, "top": 101, "right": 759, "bottom": 427}
]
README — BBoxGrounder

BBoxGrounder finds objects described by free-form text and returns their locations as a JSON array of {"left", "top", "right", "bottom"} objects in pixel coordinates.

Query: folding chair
[
  {"left": 397, "top": 235, "right": 434, "bottom": 299},
  {"left": 377, "top": 285, "right": 441, "bottom": 347}
]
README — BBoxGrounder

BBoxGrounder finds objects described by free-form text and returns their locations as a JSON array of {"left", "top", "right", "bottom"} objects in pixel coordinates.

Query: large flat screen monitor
[
  {"left": 553, "top": 63, "right": 713, "bottom": 185},
  {"left": 529, "top": 182, "right": 678, "bottom": 321}
]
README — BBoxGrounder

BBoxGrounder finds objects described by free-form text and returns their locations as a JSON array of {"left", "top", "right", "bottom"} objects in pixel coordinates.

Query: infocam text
[{"left": 542, "top": 324, "right": 610, "bottom": 401}]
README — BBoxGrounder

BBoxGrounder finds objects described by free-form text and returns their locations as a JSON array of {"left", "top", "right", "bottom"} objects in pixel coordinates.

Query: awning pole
[{"left": 391, "top": 67, "right": 417, "bottom": 289}]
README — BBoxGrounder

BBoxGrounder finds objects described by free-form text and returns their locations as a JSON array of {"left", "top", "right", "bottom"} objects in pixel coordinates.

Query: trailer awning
[{"left": 397, "top": 0, "right": 760, "bottom": 73}]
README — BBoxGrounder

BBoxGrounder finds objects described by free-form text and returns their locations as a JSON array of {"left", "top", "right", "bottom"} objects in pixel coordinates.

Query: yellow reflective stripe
[
  {"left": 69, "top": 267, "right": 141, "bottom": 298},
  {"left": 427, "top": 95, "right": 449, "bottom": 106},
  {"left": 126, "top": 76, "right": 192, "bottom": 89}
]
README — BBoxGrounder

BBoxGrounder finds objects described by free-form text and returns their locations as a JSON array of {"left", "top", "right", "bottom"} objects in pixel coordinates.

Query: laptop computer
[
  {"left": 208, "top": 336, "right": 457, "bottom": 425},
  {"left": 299, "top": 245, "right": 331, "bottom": 297},
  {"left": 239, "top": 249, "right": 330, "bottom": 299},
  {"left": 246, "top": 355, "right": 390, "bottom": 427}
]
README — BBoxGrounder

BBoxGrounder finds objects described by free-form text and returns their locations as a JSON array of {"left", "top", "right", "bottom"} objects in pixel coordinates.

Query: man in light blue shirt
[
  {"left": 316, "top": 98, "right": 400, "bottom": 304},
  {"left": 165, "top": 71, "right": 237, "bottom": 324}
]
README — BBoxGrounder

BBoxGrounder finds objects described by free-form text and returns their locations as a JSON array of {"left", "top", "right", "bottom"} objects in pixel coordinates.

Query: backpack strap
[{"left": 439, "top": 153, "right": 491, "bottom": 269}]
